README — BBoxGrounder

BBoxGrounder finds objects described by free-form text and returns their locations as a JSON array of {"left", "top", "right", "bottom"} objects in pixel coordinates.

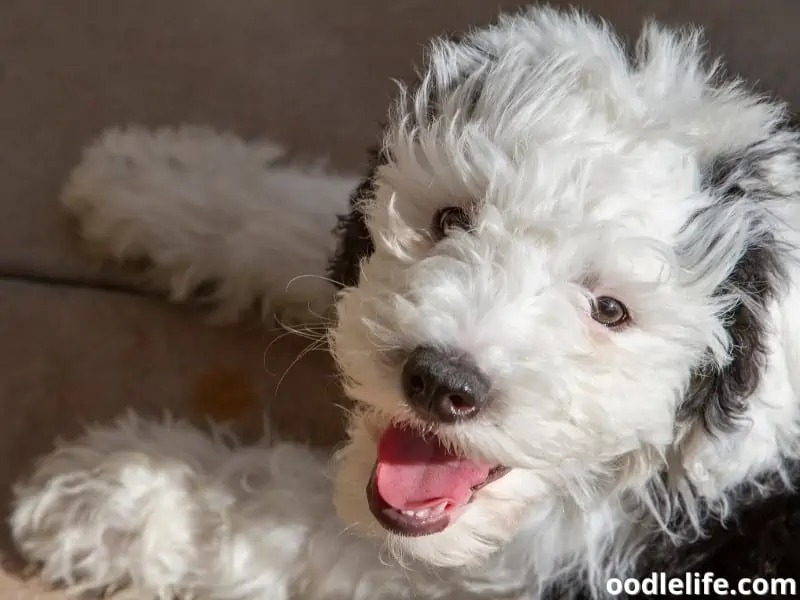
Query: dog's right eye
[{"left": 434, "top": 207, "right": 471, "bottom": 238}]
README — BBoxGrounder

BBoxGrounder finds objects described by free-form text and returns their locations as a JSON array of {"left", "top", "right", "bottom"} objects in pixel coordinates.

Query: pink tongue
[{"left": 375, "top": 423, "right": 494, "bottom": 511}]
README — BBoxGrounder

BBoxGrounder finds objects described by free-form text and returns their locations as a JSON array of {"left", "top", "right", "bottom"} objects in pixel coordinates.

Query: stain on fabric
[{"left": 191, "top": 368, "right": 259, "bottom": 422}]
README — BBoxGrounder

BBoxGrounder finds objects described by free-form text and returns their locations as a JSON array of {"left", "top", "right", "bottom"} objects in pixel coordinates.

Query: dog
[{"left": 9, "top": 5, "right": 800, "bottom": 599}]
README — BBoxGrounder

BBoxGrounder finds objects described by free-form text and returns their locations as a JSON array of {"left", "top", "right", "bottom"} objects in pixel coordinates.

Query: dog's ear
[
  {"left": 677, "top": 123, "right": 799, "bottom": 435},
  {"left": 327, "top": 149, "right": 383, "bottom": 289}
]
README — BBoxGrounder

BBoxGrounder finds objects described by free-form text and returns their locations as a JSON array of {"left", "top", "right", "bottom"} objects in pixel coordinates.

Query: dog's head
[{"left": 328, "top": 8, "right": 798, "bottom": 568}]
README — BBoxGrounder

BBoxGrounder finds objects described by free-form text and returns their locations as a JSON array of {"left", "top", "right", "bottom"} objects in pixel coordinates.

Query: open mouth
[{"left": 365, "top": 422, "right": 510, "bottom": 537}]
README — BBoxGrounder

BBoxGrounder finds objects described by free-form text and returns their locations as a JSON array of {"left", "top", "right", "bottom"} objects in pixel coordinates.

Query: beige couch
[{"left": 1, "top": 0, "right": 799, "bottom": 594}]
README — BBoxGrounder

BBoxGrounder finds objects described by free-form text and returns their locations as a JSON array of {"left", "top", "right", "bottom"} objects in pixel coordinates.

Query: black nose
[{"left": 401, "top": 346, "right": 491, "bottom": 423}]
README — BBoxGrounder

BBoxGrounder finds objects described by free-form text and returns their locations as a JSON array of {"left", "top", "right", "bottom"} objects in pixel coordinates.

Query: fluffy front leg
[
  {"left": 9, "top": 413, "right": 406, "bottom": 600},
  {"left": 61, "top": 126, "right": 358, "bottom": 325}
]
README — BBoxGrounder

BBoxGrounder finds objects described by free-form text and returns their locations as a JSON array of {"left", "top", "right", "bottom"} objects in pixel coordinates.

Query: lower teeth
[{"left": 400, "top": 502, "right": 447, "bottom": 519}]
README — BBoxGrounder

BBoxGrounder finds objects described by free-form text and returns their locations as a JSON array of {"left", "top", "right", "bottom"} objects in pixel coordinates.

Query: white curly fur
[
  {"left": 10, "top": 6, "right": 800, "bottom": 600},
  {"left": 61, "top": 125, "right": 354, "bottom": 324}
]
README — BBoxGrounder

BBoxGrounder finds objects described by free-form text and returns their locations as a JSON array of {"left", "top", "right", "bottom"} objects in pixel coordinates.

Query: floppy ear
[
  {"left": 327, "top": 148, "right": 381, "bottom": 289},
  {"left": 677, "top": 123, "right": 799, "bottom": 435}
]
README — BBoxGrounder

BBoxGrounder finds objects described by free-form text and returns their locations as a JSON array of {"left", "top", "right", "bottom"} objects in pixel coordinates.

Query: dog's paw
[{"left": 9, "top": 422, "right": 215, "bottom": 597}]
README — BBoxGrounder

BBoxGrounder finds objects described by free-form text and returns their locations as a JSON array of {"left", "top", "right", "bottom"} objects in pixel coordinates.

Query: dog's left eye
[
  {"left": 590, "top": 296, "right": 630, "bottom": 328},
  {"left": 434, "top": 206, "right": 471, "bottom": 237}
]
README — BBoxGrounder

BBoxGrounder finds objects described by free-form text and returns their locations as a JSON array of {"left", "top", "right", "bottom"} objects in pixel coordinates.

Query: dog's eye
[
  {"left": 434, "top": 206, "right": 471, "bottom": 237},
  {"left": 591, "top": 296, "right": 630, "bottom": 328}
]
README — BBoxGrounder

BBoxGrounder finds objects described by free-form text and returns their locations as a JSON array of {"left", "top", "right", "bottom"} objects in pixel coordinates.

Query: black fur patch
[
  {"left": 681, "top": 241, "right": 786, "bottom": 433},
  {"left": 326, "top": 147, "right": 384, "bottom": 289},
  {"left": 678, "top": 139, "right": 793, "bottom": 434},
  {"left": 657, "top": 468, "right": 798, "bottom": 575},
  {"left": 543, "top": 462, "right": 800, "bottom": 600},
  {"left": 628, "top": 462, "right": 800, "bottom": 600}
]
